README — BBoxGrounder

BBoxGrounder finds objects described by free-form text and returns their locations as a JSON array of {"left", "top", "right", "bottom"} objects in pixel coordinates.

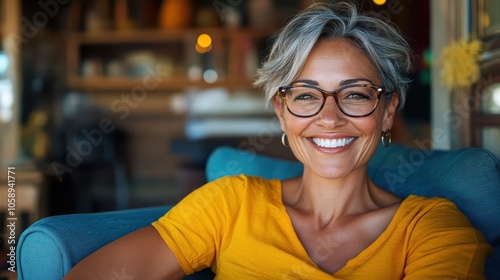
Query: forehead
[
  {"left": 298, "top": 38, "right": 381, "bottom": 85},
  {"left": 310, "top": 38, "right": 372, "bottom": 66}
]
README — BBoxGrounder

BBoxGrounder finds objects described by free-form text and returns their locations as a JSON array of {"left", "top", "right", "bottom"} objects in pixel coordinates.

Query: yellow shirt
[{"left": 152, "top": 175, "right": 491, "bottom": 279}]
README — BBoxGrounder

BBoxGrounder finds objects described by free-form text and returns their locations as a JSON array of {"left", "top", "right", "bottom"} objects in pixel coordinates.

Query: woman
[{"left": 65, "top": 2, "right": 491, "bottom": 279}]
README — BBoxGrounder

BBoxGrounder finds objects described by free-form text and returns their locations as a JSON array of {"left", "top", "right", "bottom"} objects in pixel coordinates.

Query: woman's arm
[{"left": 63, "top": 225, "right": 186, "bottom": 280}]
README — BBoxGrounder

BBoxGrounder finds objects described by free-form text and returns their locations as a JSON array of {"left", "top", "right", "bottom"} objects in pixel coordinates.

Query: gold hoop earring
[
  {"left": 281, "top": 133, "right": 290, "bottom": 147},
  {"left": 381, "top": 130, "right": 392, "bottom": 148}
]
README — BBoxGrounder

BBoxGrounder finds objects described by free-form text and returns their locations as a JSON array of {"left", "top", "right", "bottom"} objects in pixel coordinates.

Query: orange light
[
  {"left": 373, "top": 0, "right": 386, "bottom": 5},
  {"left": 195, "top": 43, "right": 212, "bottom": 54},
  {"left": 197, "top": 34, "right": 212, "bottom": 48},
  {"left": 195, "top": 33, "right": 213, "bottom": 53}
]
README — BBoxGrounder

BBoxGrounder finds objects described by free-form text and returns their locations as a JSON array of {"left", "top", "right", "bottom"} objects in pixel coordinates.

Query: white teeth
[{"left": 312, "top": 137, "right": 354, "bottom": 148}]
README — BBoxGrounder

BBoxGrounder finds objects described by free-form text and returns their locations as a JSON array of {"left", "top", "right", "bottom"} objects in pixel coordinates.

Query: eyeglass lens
[{"left": 283, "top": 86, "right": 380, "bottom": 117}]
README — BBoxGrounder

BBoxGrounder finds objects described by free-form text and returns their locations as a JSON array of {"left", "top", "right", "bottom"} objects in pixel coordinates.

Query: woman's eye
[
  {"left": 292, "top": 93, "right": 318, "bottom": 102},
  {"left": 344, "top": 92, "right": 371, "bottom": 100}
]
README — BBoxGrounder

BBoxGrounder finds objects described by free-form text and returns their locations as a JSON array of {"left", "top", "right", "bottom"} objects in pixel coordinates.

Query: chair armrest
[{"left": 17, "top": 206, "right": 172, "bottom": 280}]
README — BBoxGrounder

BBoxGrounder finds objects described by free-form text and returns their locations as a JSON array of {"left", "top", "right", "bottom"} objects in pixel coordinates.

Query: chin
[{"left": 308, "top": 164, "right": 354, "bottom": 180}]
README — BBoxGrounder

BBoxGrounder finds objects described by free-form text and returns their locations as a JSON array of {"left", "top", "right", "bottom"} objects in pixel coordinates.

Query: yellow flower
[{"left": 440, "top": 39, "right": 482, "bottom": 90}]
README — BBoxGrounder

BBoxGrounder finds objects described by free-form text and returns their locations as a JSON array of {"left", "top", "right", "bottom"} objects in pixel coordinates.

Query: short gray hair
[{"left": 254, "top": 1, "right": 412, "bottom": 111}]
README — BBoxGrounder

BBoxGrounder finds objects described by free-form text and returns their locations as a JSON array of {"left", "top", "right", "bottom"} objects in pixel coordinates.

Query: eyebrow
[
  {"left": 291, "top": 78, "right": 375, "bottom": 87},
  {"left": 339, "top": 78, "right": 375, "bottom": 86}
]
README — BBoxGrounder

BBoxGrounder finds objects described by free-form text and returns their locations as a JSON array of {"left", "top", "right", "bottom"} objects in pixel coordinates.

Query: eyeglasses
[{"left": 277, "top": 84, "right": 390, "bottom": 118}]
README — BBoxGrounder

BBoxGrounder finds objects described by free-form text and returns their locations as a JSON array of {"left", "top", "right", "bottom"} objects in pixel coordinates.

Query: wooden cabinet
[
  {"left": 64, "top": 0, "right": 291, "bottom": 94},
  {"left": 0, "top": 0, "right": 3, "bottom": 39},
  {"left": 66, "top": 27, "right": 274, "bottom": 92},
  {"left": 470, "top": 34, "right": 500, "bottom": 158},
  {"left": 0, "top": 0, "right": 21, "bottom": 162},
  {"left": 61, "top": 1, "right": 292, "bottom": 207}
]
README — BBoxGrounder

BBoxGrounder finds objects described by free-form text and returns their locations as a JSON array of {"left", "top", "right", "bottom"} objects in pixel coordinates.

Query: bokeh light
[
  {"left": 197, "top": 34, "right": 212, "bottom": 48},
  {"left": 493, "top": 86, "right": 500, "bottom": 108},
  {"left": 203, "top": 69, "right": 218, "bottom": 83},
  {"left": 196, "top": 33, "right": 213, "bottom": 53}
]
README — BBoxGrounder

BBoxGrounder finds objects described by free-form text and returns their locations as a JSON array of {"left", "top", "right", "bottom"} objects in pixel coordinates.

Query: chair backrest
[{"left": 206, "top": 143, "right": 500, "bottom": 278}]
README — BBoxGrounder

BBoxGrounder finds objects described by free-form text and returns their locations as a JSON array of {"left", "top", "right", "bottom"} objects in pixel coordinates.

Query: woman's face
[{"left": 274, "top": 38, "right": 399, "bottom": 179}]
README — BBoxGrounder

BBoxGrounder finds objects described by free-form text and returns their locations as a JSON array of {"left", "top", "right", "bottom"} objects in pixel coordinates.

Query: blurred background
[{"left": 0, "top": 0, "right": 499, "bottom": 262}]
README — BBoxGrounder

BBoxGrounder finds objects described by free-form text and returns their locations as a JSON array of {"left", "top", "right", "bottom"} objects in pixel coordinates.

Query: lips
[{"left": 312, "top": 137, "right": 355, "bottom": 148}]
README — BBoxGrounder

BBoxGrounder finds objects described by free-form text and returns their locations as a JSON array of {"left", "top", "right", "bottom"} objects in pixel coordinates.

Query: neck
[{"left": 283, "top": 166, "right": 382, "bottom": 226}]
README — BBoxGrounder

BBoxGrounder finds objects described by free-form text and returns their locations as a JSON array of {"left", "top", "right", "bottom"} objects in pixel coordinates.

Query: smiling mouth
[{"left": 312, "top": 137, "right": 355, "bottom": 148}]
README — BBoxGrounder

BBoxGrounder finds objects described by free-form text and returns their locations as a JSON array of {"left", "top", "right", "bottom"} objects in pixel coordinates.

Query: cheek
[
  {"left": 355, "top": 112, "right": 385, "bottom": 137},
  {"left": 281, "top": 114, "right": 311, "bottom": 135}
]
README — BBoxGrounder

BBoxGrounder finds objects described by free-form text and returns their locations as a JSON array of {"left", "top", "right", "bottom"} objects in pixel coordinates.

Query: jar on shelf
[{"left": 158, "top": 0, "right": 193, "bottom": 29}]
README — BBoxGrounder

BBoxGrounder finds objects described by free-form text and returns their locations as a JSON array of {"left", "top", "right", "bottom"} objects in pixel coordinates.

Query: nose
[{"left": 316, "top": 95, "right": 347, "bottom": 126}]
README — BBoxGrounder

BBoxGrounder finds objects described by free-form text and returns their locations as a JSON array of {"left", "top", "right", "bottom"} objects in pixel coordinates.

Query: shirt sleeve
[
  {"left": 403, "top": 199, "right": 492, "bottom": 279},
  {"left": 152, "top": 175, "right": 244, "bottom": 275}
]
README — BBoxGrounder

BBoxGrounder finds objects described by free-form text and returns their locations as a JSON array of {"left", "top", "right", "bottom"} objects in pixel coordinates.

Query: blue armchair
[{"left": 17, "top": 143, "right": 500, "bottom": 279}]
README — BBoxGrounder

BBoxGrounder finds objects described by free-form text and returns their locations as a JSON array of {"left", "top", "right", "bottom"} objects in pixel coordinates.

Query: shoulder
[
  {"left": 156, "top": 174, "right": 282, "bottom": 237},
  {"left": 201, "top": 174, "right": 280, "bottom": 194},
  {"left": 399, "top": 195, "right": 487, "bottom": 242},
  {"left": 400, "top": 196, "right": 492, "bottom": 278},
  {"left": 401, "top": 195, "right": 465, "bottom": 219},
  {"left": 157, "top": 175, "right": 279, "bottom": 228},
  {"left": 400, "top": 195, "right": 472, "bottom": 225},
  {"left": 175, "top": 174, "right": 281, "bottom": 209}
]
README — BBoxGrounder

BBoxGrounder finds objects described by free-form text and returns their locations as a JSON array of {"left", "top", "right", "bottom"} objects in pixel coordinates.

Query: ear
[
  {"left": 382, "top": 93, "right": 399, "bottom": 132},
  {"left": 273, "top": 95, "right": 287, "bottom": 132}
]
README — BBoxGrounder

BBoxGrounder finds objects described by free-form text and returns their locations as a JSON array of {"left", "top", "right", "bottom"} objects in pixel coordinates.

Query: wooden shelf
[
  {"left": 66, "top": 26, "right": 272, "bottom": 92},
  {"left": 470, "top": 35, "right": 500, "bottom": 153},
  {"left": 67, "top": 76, "right": 256, "bottom": 91},
  {"left": 68, "top": 27, "right": 276, "bottom": 45}
]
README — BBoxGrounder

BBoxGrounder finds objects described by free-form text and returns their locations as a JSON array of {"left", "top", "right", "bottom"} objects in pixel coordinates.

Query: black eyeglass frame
[{"left": 277, "top": 83, "right": 391, "bottom": 118}]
